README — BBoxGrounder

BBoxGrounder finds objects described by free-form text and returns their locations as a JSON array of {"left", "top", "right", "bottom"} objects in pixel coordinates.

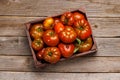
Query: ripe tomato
[
  {"left": 54, "top": 18, "right": 61, "bottom": 25},
  {"left": 59, "top": 26, "right": 77, "bottom": 43},
  {"left": 30, "top": 24, "right": 44, "bottom": 39},
  {"left": 74, "top": 19, "right": 92, "bottom": 40},
  {"left": 43, "top": 30, "right": 59, "bottom": 46},
  {"left": 78, "top": 37, "right": 93, "bottom": 52},
  {"left": 36, "top": 48, "right": 45, "bottom": 60},
  {"left": 61, "top": 12, "right": 74, "bottom": 26},
  {"left": 58, "top": 43, "right": 75, "bottom": 58},
  {"left": 32, "top": 38, "right": 44, "bottom": 51},
  {"left": 73, "top": 12, "right": 85, "bottom": 21},
  {"left": 54, "top": 22, "right": 65, "bottom": 34},
  {"left": 43, "top": 17, "right": 54, "bottom": 30},
  {"left": 43, "top": 47, "right": 61, "bottom": 64}
]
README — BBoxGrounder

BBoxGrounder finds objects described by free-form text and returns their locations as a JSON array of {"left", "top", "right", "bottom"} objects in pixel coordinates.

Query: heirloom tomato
[
  {"left": 61, "top": 12, "right": 74, "bottom": 26},
  {"left": 78, "top": 37, "right": 93, "bottom": 52},
  {"left": 74, "top": 19, "right": 92, "bottom": 40},
  {"left": 59, "top": 26, "right": 77, "bottom": 43},
  {"left": 32, "top": 38, "right": 44, "bottom": 51},
  {"left": 30, "top": 24, "right": 44, "bottom": 39},
  {"left": 36, "top": 48, "right": 45, "bottom": 60},
  {"left": 58, "top": 43, "right": 75, "bottom": 58},
  {"left": 73, "top": 12, "right": 85, "bottom": 21},
  {"left": 43, "top": 30, "right": 59, "bottom": 46},
  {"left": 54, "top": 22, "right": 65, "bottom": 34},
  {"left": 43, "top": 47, "right": 61, "bottom": 64},
  {"left": 43, "top": 17, "right": 54, "bottom": 30}
]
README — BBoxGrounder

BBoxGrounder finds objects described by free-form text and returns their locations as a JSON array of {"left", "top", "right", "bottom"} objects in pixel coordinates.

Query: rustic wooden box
[{"left": 25, "top": 8, "right": 97, "bottom": 68}]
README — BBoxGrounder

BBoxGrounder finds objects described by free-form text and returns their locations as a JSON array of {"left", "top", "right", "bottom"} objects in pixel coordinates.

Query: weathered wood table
[{"left": 0, "top": 0, "right": 120, "bottom": 80}]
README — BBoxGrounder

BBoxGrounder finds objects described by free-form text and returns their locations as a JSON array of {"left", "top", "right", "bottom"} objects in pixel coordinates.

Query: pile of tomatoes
[{"left": 29, "top": 12, "right": 93, "bottom": 64}]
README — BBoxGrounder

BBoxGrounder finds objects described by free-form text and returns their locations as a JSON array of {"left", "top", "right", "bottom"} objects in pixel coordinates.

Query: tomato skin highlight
[
  {"left": 58, "top": 43, "right": 75, "bottom": 58},
  {"left": 43, "top": 47, "right": 61, "bottom": 64}
]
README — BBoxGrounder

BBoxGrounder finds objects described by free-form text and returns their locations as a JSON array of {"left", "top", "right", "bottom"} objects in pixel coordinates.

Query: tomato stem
[
  {"left": 73, "top": 47, "right": 79, "bottom": 53},
  {"left": 48, "top": 52, "right": 52, "bottom": 56},
  {"left": 76, "top": 38, "right": 81, "bottom": 45},
  {"left": 50, "top": 31, "right": 54, "bottom": 36},
  {"left": 79, "top": 26, "right": 83, "bottom": 30},
  {"left": 37, "top": 28, "right": 43, "bottom": 32},
  {"left": 64, "top": 19, "right": 68, "bottom": 24}
]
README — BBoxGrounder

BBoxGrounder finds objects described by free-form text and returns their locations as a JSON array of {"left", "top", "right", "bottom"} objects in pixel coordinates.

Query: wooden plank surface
[
  {"left": 0, "top": 72, "right": 120, "bottom": 80},
  {"left": 0, "top": 17, "right": 120, "bottom": 37},
  {"left": 0, "top": 0, "right": 120, "bottom": 17},
  {"left": 0, "top": 37, "right": 120, "bottom": 56},
  {"left": 0, "top": 56, "right": 120, "bottom": 72},
  {"left": 0, "top": 0, "right": 120, "bottom": 79}
]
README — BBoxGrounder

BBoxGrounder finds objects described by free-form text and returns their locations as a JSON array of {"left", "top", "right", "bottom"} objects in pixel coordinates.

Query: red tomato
[
  {"left": 32, "top": 38, "right": 44, "bottom": 51},
  {"left": 30, "top": 24, "right": 44, "bottom": 39},
  {"left": 74, "top": 19, "right": 92, "bottom": 40},
  {"left": 58, "top": 43, "right": 75, "bottom": 58},
  {"left": 54, "top": 22, "right": 65, "bottom": 33},
  {"left": 54, "top": 18, "right": 61, "bottom": 25},
  {"left": 73, "top": 12, "right": 85, "bottom": 21},
  {"left": 59, "top": 26, "right": 77, "bottom": 43},
  {"left": 61, "top": 12, "right": 74, "bottom": 26},
  {"left": 43, "top": 47, "right": 61, "bottom": 64},
  {"left": 43, "top": 17, "right": 54, "bottom": 30},
  {"left": 36, "top": 48, "right": 45, "bottom": 60},
  {"left": 43, "top": 30, "right": 59, "bottom": 46}
]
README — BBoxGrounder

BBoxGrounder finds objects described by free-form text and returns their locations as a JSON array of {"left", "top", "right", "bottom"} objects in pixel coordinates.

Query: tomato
[
  {"left": 73, "top": 12, "right": 85, "bottom": 21},
  {"left": 43, "top": 30, "right": 59, "bottom": 46},
  {"left": 32, "top": 38, "right": 44, "bottom": 51},
  {"left": 77, "top": 37, "right": 93, "bottom": 52},
  {"left": 54, "top": 18, "right": 61, "bottom": 25},
  {"left": 36, "top": 48, "right": 45, "bottom": 60},
  {"left": 43, "top": 17, "right": 54, "bottom": 30},
  {"left": 74, "top": 19, "right": 92, "bottom": 40},
  {"left": 43, "top": 47, "right": 61, "bottom": 64},
  {"left": 61, "top": 12, "right": 74, "bottom": 26},
  {"left": 59, "top": 26, "right": 77, "bottom": 43},
  {"left": 58, "top": 43, "right": 75, "bottom": 58},
  {"left": 30, "top": 24, "right": 44, "bottom": 39},
  {"left": 54, "top": 22, "right": 65, "bottom": 34}
]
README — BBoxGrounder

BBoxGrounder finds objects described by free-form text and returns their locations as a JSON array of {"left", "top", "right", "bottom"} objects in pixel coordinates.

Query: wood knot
[{"left": 93, "top": 25, "right": 98, "bottom": 28}]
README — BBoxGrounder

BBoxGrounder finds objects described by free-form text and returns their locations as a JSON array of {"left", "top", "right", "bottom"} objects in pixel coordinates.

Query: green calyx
[
  {"left": 73, "top": 47, "right": 79, "bottom": 53},
  {"left": 50, "top": 31, "right": 54, "bottom": 36},
  {"left": 73, "top": 38, "right": 82, "bottom": 53},
  {"left": 79, "top": 26, "right": 84, "bottom": 30},
  {"left": 37, "top": 28, "right": 43, "bottom": 32},
  {"left": 76, "top": 38, "right": 81, "bottom": 45},
  {"left": 36, "top": 40, "right": 41, "bottom": 45},
  {"left": 64, "top": 19, "right": 68, "bottom": 25},
  {"left": 48, "top": 52, "right": 52, "bottom": 56}
]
